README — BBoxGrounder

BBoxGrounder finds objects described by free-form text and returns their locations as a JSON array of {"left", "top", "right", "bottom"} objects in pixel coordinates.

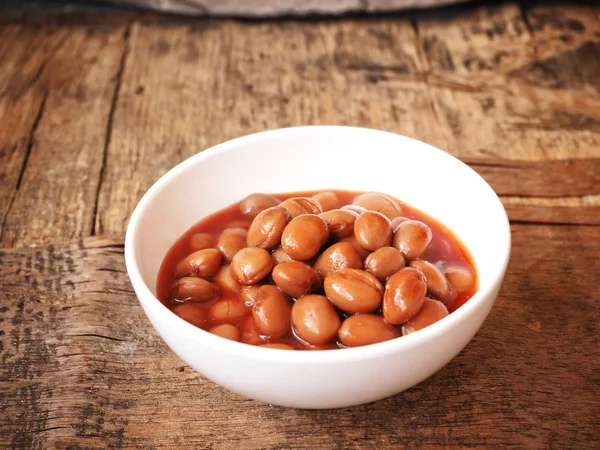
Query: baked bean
[
  {"left": 352, "top": 192, "right": 403, "bottom": 220},
  {"left": 320, "top": 209, "right": 356, "bottom": 239},
  {"left": 173, "top": 277, "right": 219, "bottom": 302},
  {"left": 281, "top": 214, "right": 329, "bottom": 260},
  {"left": 392, "top": 220, "right": 432, "bottom": 260},
  {"left": 175, "top": 248, "right": 222, "bottom": 279},
  {"left": 339, "top": 236, "right": 370, "bottom": 260},
  {"left": 402, "top": 299, "right": 449, "bottom": 335},
  {"left": 239, "top": 193, "right": 281, "bottom": 219},
  {"left": 312, "top": 191, "right": 341, "bottom": 212},
  {"left": 240, "top": 316, "right": 263, "bottom": 345},
  {"left": 364, "top": 247, "right": 406, "bottom": 281},
  {"left": 189, "top": 233, "right": 213, "bottom": 251},
  {"left": 246, "top": 206, "right": 291, "bottom": 250},
  {"left": 209, "top": 323, "right": 240, "bottom": 341},
  {"left": 292, "top": 295, "right": 341, "bottom": 345},
  {"left": 241, "top": 285, "right": 261, "bottom": 307},
  {"left": 217, "top": 228, "right": 247, "bottom": 262},
  {"left": 354, "top": 210, "right": 393, "bottom": 251},
  {"left": 444, "top": 265, "right": 475, "bottom": 293},
  {"left": 252, "top": 286, "right": 292, "bottom": 338},
  {"left": 324, "top": 268, "right": 383, "bottom": 314},
  {"left": 314, "top": 242, "right": 362, "bottom": 278},
  {"left": 391, "top": 216, "right": 410, "bottom": 230},
  {"left": 208, "top": 298, "right": 248, "bottom": 324},
  {"left": 173, "top": 303, "right": 207, "bottom": 327},
  {"left": 272, "top": 261, "right": 322, "bottom": 298},
  {"left": 341, "top": 205, "right": 366, "bottom": 215},
  {"left": 383, "top": 267, "right": 427, "bottom": 325},
  {"left": 214, "top": 264, "right": 241, "bottom": 294},
  {"left": 261, "top": 343, "right": 294, "bottom": 350},
  {"left": 338, "top": 314, "right": 400, "bottom": 347},
  {"left": 271, "top": 246, "right": 293, "bottom": 265},
  {"left": 230, "top": 247, "right": 274, "bottom": 285},
  {"left": 410, "top": 260, "right": 451, "bottom": 301},
  {"left": 280, "top": 197, "right": 323, "bottom": 218}
]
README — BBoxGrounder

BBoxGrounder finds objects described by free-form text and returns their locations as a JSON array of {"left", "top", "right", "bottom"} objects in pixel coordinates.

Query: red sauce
[{"left": 157, "top": 190, "right": 477, "bottom": 350}]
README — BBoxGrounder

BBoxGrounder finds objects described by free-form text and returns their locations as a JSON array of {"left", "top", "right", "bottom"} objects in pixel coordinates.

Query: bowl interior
[{"left": 128, "top": 127, "right": 509, "bottom": 308}]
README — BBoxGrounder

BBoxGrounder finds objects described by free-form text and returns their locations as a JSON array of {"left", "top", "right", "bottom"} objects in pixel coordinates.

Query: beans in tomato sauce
[{"left": 157, "top": 190, "right": 477, "bottom": 349}]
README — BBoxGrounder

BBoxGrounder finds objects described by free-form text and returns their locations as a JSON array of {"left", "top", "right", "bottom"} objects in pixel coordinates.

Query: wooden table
[{"left": 1, "top": 2, "right": 599, "bottom": 448}]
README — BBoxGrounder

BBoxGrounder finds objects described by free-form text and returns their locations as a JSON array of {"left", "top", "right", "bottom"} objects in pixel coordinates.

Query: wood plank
[
  {"left": 95, "top": 18, "right": 445, "bottom": 237},
  {"left": 0, "top": 24, "right": 127, "bottom": 248},
  {"left": 464, "top": 157, "right": 600, "bottom": 197},
  {"left": 505, "top": 203, "right": 600, "bottom": 226},
  {"left": 0, "top": 25, "right": 67, "bottom": 243},
  {"left": 416, "top": 2, "right": 600, "bottom": 160},
  {"left": 1, "top": 227, "right": 599, "bottom": 448}
]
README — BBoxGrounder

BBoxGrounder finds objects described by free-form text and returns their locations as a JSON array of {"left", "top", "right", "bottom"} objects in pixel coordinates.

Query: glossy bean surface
[
  {"left": 281, "top": 214, "right": 329, "bottom": 260},
  {"left": 292, "top": 295, "right": 341, "bottom": 346},
  {"left": 402, "top": 299, "right": 449, "bottom": 335},
  {"left": 158, "top": 189, "right": 477, "bottom": 350},
  {"left": 230, "top": 247, "right": 274, "bottom": 285},
  {"left": 314, "top": 242, "right": 363, "bottom": 278},
  {"left": 280, "top": 197, "right": 323, "bottom": 218},
  {"left": 271, "top": 246, "right": 293, "bottom": 265},
  {"left": 409, "top": 259, "right": 451, "bottom": 302},
  {"left": 217, "top": 228, "right": 247, "bottom": 262},
  {"left": 272, "top": 261, "right": 322, "bottom": 298},
  {"left": 174, "top": 248, "right": 222, "bottom": 279},
  {"left": 392, "top": 220, "right": 433, "bottom": 260},
  {"left": 252, "top": 286, "right": 292, "bottom": 338},
  {"left": 383, "top": 267, "right": 427, "bottom": 325},
  {"left": 173, "top": 277, "right": 219, "bottom": 302},
  {"left": 324, "top": 268, "right": 383, "bottom": 314},
  {"left": 354, "top": 210, "right": 393, "bottom": 251},
  {"left": 320, "top": 209, "right": 357, "bottom": 239},
  {"left": 338, "top": 314, "right": 400, "bottom": 347},
  {"left": 312, "top": 191, "right": 341, "bottom": 212},
  {"left": 364, "top": 247, "right": 405, "bottom": 281},
  {"left": 173, "top": 303, "right": 207, "bottom": 327},
  {"left": 352, "top": 192, "right": 403, "bottom": 220},
  {"left": 444, "top": 265, "right": 475, "bottom": 293},
  {"left": 239, "top": 193, "right": 281, "bottom": 218},
  {"left": 246, "top": 206, "right": 291, "bottom": 250}
]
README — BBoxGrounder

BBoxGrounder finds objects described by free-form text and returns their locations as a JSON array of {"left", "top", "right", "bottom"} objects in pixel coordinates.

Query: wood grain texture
[
  {"left": 1, "top": 3, "right": 600, "bottom": 449},
  {"left": 1, "top": 229, "right": 598, "bottom": 449},
  {"left": 416, "top": 2, "right": 600, "bottom": 160},
  {"left": 92, "top": 3, "right": 600, "bottom": 238},
  {"left": 0, "top": 23, "right": 127, "bottom": 248},
  {"left": 0, "top": 3, "right": 598, "bottom": 244},
  {"left": 0, "top": 25, "right": 67, "bottom": 244}
]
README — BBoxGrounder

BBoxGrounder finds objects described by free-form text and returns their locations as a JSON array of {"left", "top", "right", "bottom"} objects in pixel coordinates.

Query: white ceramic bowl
[{"left": 125, "top": 126, "right": 510, "bottom": 409}]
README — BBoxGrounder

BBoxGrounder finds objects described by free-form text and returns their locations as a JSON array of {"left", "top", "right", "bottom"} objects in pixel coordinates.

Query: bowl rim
[{"left": 125, "top": 125, "right": 511, "bottom": 365}]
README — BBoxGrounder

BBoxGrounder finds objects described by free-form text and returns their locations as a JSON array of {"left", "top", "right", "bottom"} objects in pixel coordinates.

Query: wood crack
[
  {"left": 91, "top": 23, "right": 132, "bottom": 237},
  {"left": 509, "top": 219, "right": 599, "bottom": 227},
  {"left": 0, "top": 90, "right": 48, "bottom": 243},
  {"left": 67, "top": 333, "right": 126, "bottom": 342}
]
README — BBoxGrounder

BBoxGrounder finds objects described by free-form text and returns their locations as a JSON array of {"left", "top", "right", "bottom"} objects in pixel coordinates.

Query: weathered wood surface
[
  {"left": 1, "top": 2, "right": 600, "bottom": 449},
  {"left": 1, "top": 227, "right": 599, "bottom": 449}
]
